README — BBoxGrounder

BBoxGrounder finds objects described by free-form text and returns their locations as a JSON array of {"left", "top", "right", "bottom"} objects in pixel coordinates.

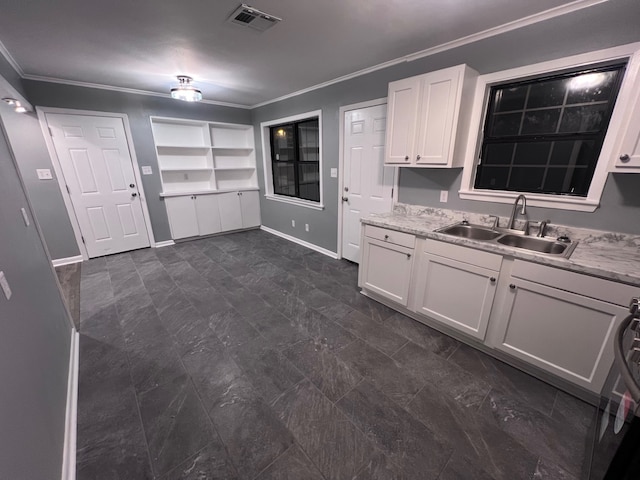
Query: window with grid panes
[
  {"left": 475, "top": 62, "right": 626, "bottom": 196},
  {"left": 269, "top": 118, "right": 320, "bottom": 202}
]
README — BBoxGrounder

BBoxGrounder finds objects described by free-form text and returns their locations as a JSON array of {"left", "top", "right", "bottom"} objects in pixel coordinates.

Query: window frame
[
  {"left": 459, "top": 43, "right": 640, "bottom": 212},
  {"left": 260, "top": 110, "right": 324, "bottom": 210}
]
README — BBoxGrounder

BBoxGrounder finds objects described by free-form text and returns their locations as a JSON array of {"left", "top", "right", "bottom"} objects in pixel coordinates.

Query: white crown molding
[
  {"left": 21, "top": 74, "right": 252, "bottom": 109},
  {"left": 250, "top": 0, "right": 608, "bottom": 108},
  {"left": 0, "top": 38, "right": 24, "bottom": 76}
]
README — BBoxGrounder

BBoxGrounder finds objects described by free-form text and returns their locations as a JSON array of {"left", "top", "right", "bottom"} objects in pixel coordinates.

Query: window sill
[
  {"left": 265, "top": 194, "right": 325, "bottom": 211},
  {"left": 458, "top": 189, "right": 599, "bottom": 212}
]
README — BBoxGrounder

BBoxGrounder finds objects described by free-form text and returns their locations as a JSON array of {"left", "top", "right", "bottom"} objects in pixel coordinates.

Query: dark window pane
[
  {"left": 482, "top": 143, "right": 514, "bottom": 165},
  {"left": 298, "top": 163, "right": 320, "bottom": 201},
  {"left": 508, "top": 167, "right": 545, "bottom": 191},
  {"left": 489, "top": 112, "right": 522, "bottom": 136},
  {"left": 513, "top": 142, "right": 551, "bottom": 165},
  {"left": 273, "top": 162, "right": 296, "bottom": 196},
  {"left": 526, "top": 78, "right": 568, "bottom": 108},
  {"left": 549, "top": 140, "right": 596, "bottom": 166},
  {"left": 559, "top": 104, "right": 607, "bottom": 133},
  {"left": 297, "top": 119, "right": 319, "bottom": 162},
  {"left": 474, "top": 165, "right": 509, "bottom": 190},
  {"left": 521, "top": 109, "right": 561, "bottom": 135},
  {"left": 566, "top": 70, "right": 618, "bottom": 104},
  {"left": 271, "top": 125, "right": 295, "bottom": 162},
  {"left": 493, "top": 86, "right": 528, "bottom": 112}
]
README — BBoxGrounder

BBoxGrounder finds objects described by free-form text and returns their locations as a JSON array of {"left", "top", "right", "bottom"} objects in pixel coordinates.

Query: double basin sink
[{"left": 436, "top": 222, "right": 577, "bottom": 258}]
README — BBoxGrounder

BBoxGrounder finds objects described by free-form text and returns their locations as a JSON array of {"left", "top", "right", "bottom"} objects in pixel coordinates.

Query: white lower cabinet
[
  {"left": 413, "top": 240, "right": 501, "bottom": 340},
  {"left": 359, "top": 226, "right": 415, "bottom": 307},
  {"left": 165, "top": 190, "right": 260, "bottom": 240}
]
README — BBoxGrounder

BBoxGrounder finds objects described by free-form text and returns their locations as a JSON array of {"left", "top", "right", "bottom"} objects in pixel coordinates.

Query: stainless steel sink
[
  {"left": 437, "top": 224, "right": 501, "bottom": 240},
  {"left": 496, "top": 234, "right": 570, "bottom": 255},
  {"left": 436, "top": 221, "right": 577, "bottom": 258}
]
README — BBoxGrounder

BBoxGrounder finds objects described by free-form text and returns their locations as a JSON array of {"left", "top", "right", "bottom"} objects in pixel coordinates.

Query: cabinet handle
[
  {"left": 404, "top": 155, "right": 409, "bottom": 161},
  {"left": 406, "top": 253, "right": 411, "bottom": 259},
  {"left": 416, "top": 155, "right": 421, "bottom": 160},
  {"left": 490, "top": 277, "right": 496, "bottom": 283},
  {"left": 620, "top": 154, "right": 631, "bottom": 163},
  {"left": 384, "top": 234, "right": 389, "bottom": 240},
  {"left": 509, "top": 283, "right": 516, "bottom": 290}
]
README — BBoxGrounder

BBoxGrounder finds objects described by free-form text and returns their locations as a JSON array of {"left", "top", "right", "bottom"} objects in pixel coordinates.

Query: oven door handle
[{"left": 614, "top": 313, "right": 640, "bottom": 404}]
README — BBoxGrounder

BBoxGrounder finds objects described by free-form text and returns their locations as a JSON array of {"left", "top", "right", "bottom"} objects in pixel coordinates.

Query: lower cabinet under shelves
[
  {"left": 164, "top": 190, "right": 261, "bottom": 240},
  {"left": 358, "top": 224, "right": 637, "bottom": 395}
]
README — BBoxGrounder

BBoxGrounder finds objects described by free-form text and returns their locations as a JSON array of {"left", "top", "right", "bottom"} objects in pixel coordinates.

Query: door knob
[
  {"left": 129, "top": 183, "right": 135, "bottom": 188},
  {"left": 131, "top": 192, "right": 138, "bottom": 197},
  {"left": 342, "top": 196, "right": 348, "bottom": 202}
]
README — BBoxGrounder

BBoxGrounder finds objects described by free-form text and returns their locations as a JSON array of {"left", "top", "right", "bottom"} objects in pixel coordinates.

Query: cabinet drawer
[
  {"left": 511, "top": 260, "right": 637, "bottom": 307},
  {"left": 424, "top": 239, "right": 502, "bottom": 271},
  {"left": 365, "top": 225, "right": 415, "bottom": 249}
]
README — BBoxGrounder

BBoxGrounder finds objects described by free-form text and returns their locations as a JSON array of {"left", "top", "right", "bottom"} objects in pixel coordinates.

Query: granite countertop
[{"left": 362, "top": 204, "right": 640, "bottom": 286}]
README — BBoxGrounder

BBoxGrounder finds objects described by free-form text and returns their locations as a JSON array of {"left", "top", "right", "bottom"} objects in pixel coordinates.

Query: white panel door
[
  {"left": 217, "top": 192, "right": 243, "bottom": 232},
  {"left": 239, "top": 191, "right": 261, "bottom": 228},
  {"left": 46, "top": 113, "right": 150, "bottom": 257},
  {"left": 165, "top": 196, "right": 199, "bottom": 239},
  {"left": 342, "top": 104, "right": 395, "bottom": 263},
  {"left": 194, "top": 195, "right": 222, "bottom": 236}
]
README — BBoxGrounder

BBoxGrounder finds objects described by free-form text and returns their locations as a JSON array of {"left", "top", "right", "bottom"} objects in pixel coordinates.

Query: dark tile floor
[{"left": 76, "top": 230, "right": 595, "bottom": 479}]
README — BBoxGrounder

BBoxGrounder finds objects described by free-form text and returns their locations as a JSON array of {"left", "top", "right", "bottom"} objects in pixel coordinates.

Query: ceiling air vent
[{"left": 227, "top": 4, "right": 282, "bottom": 32}]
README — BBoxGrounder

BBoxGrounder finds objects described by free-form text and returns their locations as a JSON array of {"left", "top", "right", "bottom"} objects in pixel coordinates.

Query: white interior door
[
  {"left": 45, "top": 113, "right": 150, "bottom": 258},
  {"left": 342, "top": 104, "right": 395, "bottom": 263}
]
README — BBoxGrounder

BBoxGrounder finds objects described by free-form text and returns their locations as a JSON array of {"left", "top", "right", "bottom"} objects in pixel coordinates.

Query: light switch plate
[
  {"left": 36, "top": 168, "right": 53, "bottom": 180},
  {"left": 330, "top": 168, "right": 337, "bottom": 178},
  {"left": 0, "top": 271, "right": 12, "bottom": 300},
  {"left": 141, "top": 166, "right": 153, "bottom": 175},
  {"left": 440, "top": 190, "right": 448, "bottom": 203}
]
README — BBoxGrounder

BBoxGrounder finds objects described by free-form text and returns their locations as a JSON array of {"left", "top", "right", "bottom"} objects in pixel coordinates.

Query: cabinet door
[
  {"left": 239, "top": 190, "right": 261, "bottom": 228},
  {"left": 361, "top": 237, "right": 414, "bottom": 306},
  {"left": 165, "top": 196, "right": 198, "bottom": 239},
  {"left": 414, "top": 66, "right": 461, "bottom": 166},
  {"left": 490, "top": 276, "right": 627, "bottom": 393},
  {"left": 614, "top": 85, "right": 640, "bottom": 169},
  {"left": 217, "top": 192, "right": 243, "bottom": 232},
  {"left": 385, "top": 77, "right": 419, "bottom": 165},
  {"left": 413, "top": 252, "right": 497, "bottom": 340},
  {"left": 194, "top": 195, "right": 222, "bottom": 236}
]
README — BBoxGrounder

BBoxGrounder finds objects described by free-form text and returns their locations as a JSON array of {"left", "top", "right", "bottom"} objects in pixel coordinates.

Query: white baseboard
[
  {"left": 61, "top": 329, "right": 79, "bottom": 480},
  {"left": 52, "top": 255, "right": 83, "bottom": 267},
  {"left": 260, "top": 226, "right": 338, "bottom": 259},
  {"left": 154, "top": 240, "right": 175, "bottom": 248}
]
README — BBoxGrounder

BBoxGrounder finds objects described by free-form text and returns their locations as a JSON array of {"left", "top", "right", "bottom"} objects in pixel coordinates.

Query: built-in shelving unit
[{"left": 151, "top": 117, "right": 258, "bottom": 195}]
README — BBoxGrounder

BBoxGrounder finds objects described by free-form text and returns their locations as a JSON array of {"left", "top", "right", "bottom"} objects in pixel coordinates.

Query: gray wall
[
  {"left": 252, "top": 0, "right": 640, "bottom": 252},
  {"left": 22, "top": 81, "right": 252, "bottom": 254},
  {"left": 0, "top": 113, "right": 72, "bottom": 479},
  {"left": 0, "top": 52, "right": 26, "bottom": 99}
]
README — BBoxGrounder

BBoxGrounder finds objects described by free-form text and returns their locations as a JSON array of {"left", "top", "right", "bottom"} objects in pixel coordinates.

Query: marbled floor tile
[
  {"left": 382, "top": 312, "right": 460, "bottom": 359},
  {"left": 337, "top": 339, "right": 425, "bottom": 405},
  {"left": 224, "top": 289, "right": 273, "bottom": 317},
  {"left": 283, "top": 337, "right": 362, "bottom": 402},
  {"left": 129, "top": 246, "right": 158, "bottom": 265},
  {"left": 210, "top": 306, "right": 261, "bottom": 347},
  {"left": 271, "top": 380, "right": 373, "bottom": 480},
  {"left": 551, "top": 390, "right": 595, "bottom": 436},
  {"left": 76, "top": 431, "right": 153, "bottom": 480},
  {"left": 448, "top": 342, "right": 558, "bottom": 416},
  {"left": 336, "top": 380, "right": 452, "bottom": 479},
  {"left": 160, "top": 441, "right": 238, "bottom": 480},
  {"left": 154, "top": 245, "right": 184, "bottom": 266},
  {"left": 254, "top": 445, "right": 325, "bottom": 480},
  {"left": 79, "top": 270, "right": 115, "bottom": 321},
  {"left": 312, "top": 300, "right": 353, "bottom": 323},
  {"left": 479, "top": 389, "right": 588, "bottom": 477},
  {"left": 393, "top": 342, "right": 491, "bottom": 409},
  {"left": 352, "top": 450, "right": 408, "bottom": 480},
  {"left": 244, "top": 307, "right": 310, "bottom": 350},
  {"left": 335, "top": 309, "right": 409, "bottom": 356},
  {"left": 337, "top": 290, "right": 397, "bottom": 322},
  {"left": 80, "top": 302, "right": 124, "bottom": 347},
  {"left": 80, "top": 256, "right": 107, "bottom": 277},
  {"left": 406, "top": 382, "right": 538, "bottom": 480},
  {"left": 229, "top": 337, "right": 304, "bottom": 403},
  {"left": 184, "top": 285, "right": 232, "bottom": 318},
  {"left": 154, "top": 288, "right": 202, "bottom": 333},
  {"left": 138, "top": 374, "right": 214, "bottom": 477},
  {"left": 532, "top": 457, "right": 579, "bottom": 480},
  {"left": 437, "top": 452, "right": 496, "bottom": 480}
]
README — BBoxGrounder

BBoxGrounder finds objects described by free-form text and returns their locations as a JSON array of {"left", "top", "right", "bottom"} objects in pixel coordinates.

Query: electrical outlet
[
  {"left": 141, "top": 166, "right": 153, "bottom": 175},
  {"left": 291, "top": 220, "right": 295, "bottom": 228},
  {"left": 305, "top": 224, "right": 309, "bottom": 232},
  {"left": 440, "top": 190, "right": 448, "bottom": 203},
  {"left": 36, "top": 168, "right": 53, "bottom": 180}
]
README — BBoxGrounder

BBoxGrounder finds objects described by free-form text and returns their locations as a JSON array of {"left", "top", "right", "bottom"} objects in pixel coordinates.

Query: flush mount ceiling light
[
  {"left": 170, "top": 76, "right": 203, "bottom": 102},
  {"left": 2, "top": 97, "right": 27, "bottom": 113}
]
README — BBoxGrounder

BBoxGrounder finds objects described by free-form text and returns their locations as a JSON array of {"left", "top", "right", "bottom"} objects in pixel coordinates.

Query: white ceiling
[{"left": 0, "top": 0, "right": 605, "bottom": 107}]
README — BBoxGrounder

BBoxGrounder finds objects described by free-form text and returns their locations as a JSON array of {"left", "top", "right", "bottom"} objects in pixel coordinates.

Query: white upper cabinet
[
  {"left": 384, "top": 64, "right": 478, "bottom": 168},
  {"left": 612, "top": 78, "right": 640, "bottom": 170}
]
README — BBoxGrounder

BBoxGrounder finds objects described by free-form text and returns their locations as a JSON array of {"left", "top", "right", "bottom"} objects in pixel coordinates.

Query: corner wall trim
[
  {"left": 154, "top": 240, "right": 175, "bottom": 248},
  {"left": 260, "top": 225, "right": 338, "bottom": 259},
  {"left": 52, "top": 255, "right": 84, "bottom": 267},
  {"left": 61, "top": 329, "right": 79, "bottom": 480}
]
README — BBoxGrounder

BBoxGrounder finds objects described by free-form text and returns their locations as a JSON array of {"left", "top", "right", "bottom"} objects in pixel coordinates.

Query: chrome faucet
[{"left": 508, "top": 194, "right": 527, "bottom": 230}]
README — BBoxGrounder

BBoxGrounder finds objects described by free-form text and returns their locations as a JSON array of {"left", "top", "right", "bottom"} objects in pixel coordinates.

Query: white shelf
[
  {"left": 211, "top": 146, "right": 253, "bottom": 153},
  {"left": 156, "top": 144, "right": 211, "bottom": 150},
  {"left": 214, "top": 167, "right": 255, "bottom": 171},
  {"left": 161, "top": 167, "right": 213, "bottom": 172},
  {"left": 160, "top": 187, "right": 259, "bottom": 198}
]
